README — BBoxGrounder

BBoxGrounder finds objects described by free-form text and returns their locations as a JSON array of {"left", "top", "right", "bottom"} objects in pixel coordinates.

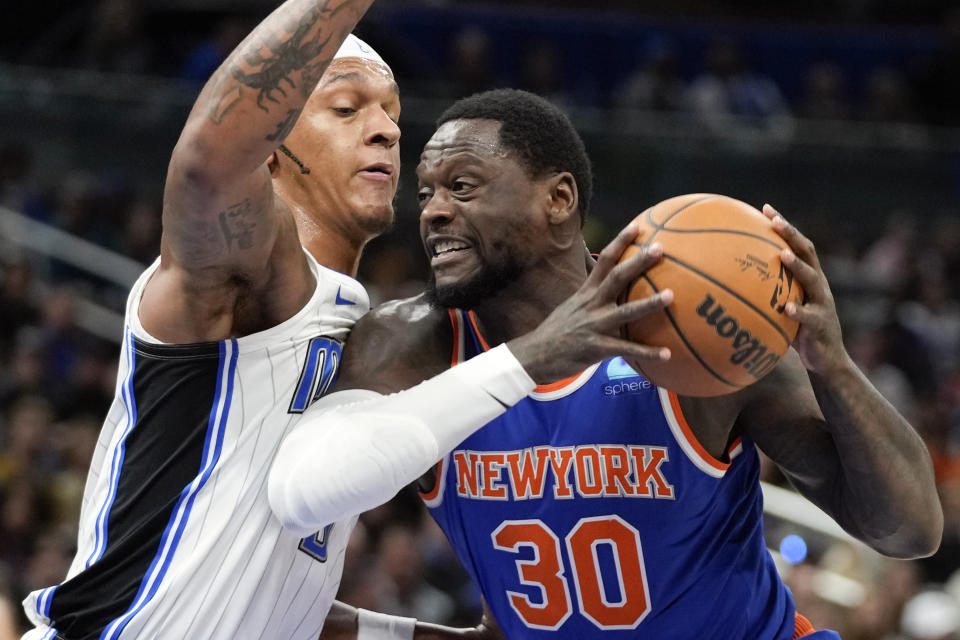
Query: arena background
[{"left": 2, "top": 1, "right": 960, "bottom": 637}]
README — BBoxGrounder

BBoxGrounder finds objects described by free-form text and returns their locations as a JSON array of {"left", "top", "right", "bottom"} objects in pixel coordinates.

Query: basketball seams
[
  {"left": 644, "top": 194, "right": 720, "bottom": 245},
  {"left": 640, "top": 275, "right": 742, "bottom": 391},
  {"left": 654, "top": 227, "right": 786, "bottom": 252},
  {"left": 661, "top": 254, "right": 792, "bottom": 346}
]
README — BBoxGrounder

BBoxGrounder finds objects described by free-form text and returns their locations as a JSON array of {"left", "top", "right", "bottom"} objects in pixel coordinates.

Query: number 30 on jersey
[{"left": 492, "top": 515, "right": 651, "bottom": 631}]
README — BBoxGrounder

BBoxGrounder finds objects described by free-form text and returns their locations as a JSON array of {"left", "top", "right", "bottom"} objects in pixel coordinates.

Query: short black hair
[{"left": 437, "top": 89, "right": 593, "bottom": 221}]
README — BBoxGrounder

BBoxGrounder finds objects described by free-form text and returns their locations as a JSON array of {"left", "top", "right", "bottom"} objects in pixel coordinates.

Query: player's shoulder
[
  {"left": 337, "top": 293, "right": 453, "bottom": 392},
  {"left": 351, "top": 293, "right": 448, "bottom": 343}
]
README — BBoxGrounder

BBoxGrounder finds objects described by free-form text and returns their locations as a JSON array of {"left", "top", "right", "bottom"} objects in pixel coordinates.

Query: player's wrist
[{"left": 357, "top": 608, "right": 416, "bottom": 640}]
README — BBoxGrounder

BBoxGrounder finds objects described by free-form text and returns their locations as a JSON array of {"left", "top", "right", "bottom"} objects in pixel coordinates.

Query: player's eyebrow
[{"left": 322, "top": 71, "right": 400, "bottom": 94}]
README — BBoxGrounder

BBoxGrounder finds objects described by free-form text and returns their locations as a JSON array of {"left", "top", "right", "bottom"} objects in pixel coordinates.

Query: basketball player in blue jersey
[
  {"left": 274, "top": 89, "right": 943, "bottom": 640},
  {"left": 19, "top": 2, "right": 504, "bottom": 639}
]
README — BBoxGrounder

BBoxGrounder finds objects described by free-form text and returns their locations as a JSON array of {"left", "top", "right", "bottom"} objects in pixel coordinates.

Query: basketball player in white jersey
[{"left": 19, "top": 2, "right": 497, "bottom": 639}]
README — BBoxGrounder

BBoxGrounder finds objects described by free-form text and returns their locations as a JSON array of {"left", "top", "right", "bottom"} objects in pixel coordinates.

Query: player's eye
[
  {"left": 451, "top": 179, "right": 475, "bottom": 193},
  {"left": 417, "top": 188, "right": 433, "bottom": 206},
  {"left": 331, "top": 106, "right": 356, "bottom": 116}
]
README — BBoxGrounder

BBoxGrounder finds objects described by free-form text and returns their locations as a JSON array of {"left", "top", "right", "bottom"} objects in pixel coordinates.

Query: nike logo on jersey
[
  {"left": 335, "top": 286, "right": 356, "bottom": 306},
  {"left": 453, "top": 444, "right": 675, "bottom": 501}
]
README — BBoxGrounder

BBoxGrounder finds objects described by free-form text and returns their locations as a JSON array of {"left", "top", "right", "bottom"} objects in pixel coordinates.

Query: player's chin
[{"left": 354, "top": 200, "right": 396, "bottom": 236}]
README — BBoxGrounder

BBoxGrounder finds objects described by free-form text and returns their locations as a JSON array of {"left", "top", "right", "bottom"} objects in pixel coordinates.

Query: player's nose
[
  {"left": 419, "top": 190, "right": 455, "bottom": 226},
  {"left": 366, "top": 108, "right": 401, "bottom": 148}
]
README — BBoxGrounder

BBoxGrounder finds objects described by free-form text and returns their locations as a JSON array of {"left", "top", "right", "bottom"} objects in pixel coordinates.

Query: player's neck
[
  {"left": 294, "top": 211, "right": 367, "bottom": 277},
  {"left": 273, "top": 177, "right": 369, "bottom": 277},
  {"left": 472, "top": 254, "right": 586, "bottom": 346}
]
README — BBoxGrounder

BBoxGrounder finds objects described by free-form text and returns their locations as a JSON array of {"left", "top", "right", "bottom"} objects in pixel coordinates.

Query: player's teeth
[{"left": 435, "top": 241, "right": 467, "bottom": 255}]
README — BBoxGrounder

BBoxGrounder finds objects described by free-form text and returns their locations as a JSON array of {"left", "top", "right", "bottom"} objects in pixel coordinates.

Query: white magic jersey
[{"left": 23, "top": 251, "right": 368, "bottom": 640}]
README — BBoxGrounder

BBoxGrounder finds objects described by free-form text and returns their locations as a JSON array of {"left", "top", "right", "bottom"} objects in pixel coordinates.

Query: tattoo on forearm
[
  {"left": 218, "top": 200, "right": 257, "bottom": 250},
  {"left": 266, "top": 108, "right": 303, "bottom": 141}
]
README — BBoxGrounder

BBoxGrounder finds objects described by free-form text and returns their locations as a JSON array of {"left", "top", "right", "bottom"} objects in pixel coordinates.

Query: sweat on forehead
[{"left": 423, "top": 119, "right": 508, "bottom": 159}]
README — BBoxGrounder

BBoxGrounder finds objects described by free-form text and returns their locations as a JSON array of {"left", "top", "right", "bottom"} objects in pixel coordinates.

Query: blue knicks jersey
[{"left": 423, "top": 310, "right": 797, "bottom": 639}]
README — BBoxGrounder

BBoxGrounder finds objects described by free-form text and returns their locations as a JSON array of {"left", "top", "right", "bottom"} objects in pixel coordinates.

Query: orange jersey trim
[
  {"left": 793, "top": 612, "right": 817, "bottom": 638},
  {"left": 465, "top": 310, "right": 585, "bottom": 394},
  {"left": 467, "top": 311, "right": 492, "bottom": 350},
  {"left": 448, "top": 309, "right": 462, "bottom": 366},
  {"left": 418, "top": 458, "right": 445, "bottom": 503},
  {"left": 667, "top": 391, "right": 731, "bottom": 472}
]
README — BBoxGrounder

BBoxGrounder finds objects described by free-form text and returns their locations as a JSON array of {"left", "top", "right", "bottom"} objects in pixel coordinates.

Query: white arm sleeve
[{"left": 267, "top": 344, "right": 535, "bottom": 536}]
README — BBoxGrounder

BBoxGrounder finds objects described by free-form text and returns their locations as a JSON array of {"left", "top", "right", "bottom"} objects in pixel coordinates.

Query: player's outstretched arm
[
  {"left": 318, "top": 600, "right": 503, "bottom": 640},
  {"left": 739, "top": 205, "right": 942, "bottom": 559},
  {"left": 267, "top": 221, "right": 674, "bottom": 534},
  {"left": 161, "top": 0, "right": 373, "bottom": 278}
]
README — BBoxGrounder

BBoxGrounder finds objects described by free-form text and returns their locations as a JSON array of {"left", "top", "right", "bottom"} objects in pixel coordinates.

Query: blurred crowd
[
  {"left": 2, "top": 0, "right": 960, "bottom": 638},
  {"left": 3, "top": 0, "right": 960, "bottom": 129}
]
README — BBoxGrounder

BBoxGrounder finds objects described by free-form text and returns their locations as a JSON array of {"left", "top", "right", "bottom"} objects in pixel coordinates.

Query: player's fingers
[
  {"left": 596, "top": 242, "right": 663, "bottom": 301},
  {"left": 784, "top": 300, "right": 818, "bottom": 325},
  {"left": 589, "top": 221, "right": 642, "bottom": 286},
  {"left": 765, "top": 205, "right": 823, "bottom": 272},
  {"left": 593, "top": 334, "right": 671, "bottom": 363},
  {"left": 780, "top": 248, "right": 823, "bottom": 299},
  {"left": 599, "top": 288, "right": 673, "bottom": 330}
]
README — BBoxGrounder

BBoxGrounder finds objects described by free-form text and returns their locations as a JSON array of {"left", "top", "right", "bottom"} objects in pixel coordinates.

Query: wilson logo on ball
[
  {"left": 769, "top": 263, "right": 795, "bottom": 314},
  {"left": 696, "top": 294, "right": 780, "bottom": 379}
]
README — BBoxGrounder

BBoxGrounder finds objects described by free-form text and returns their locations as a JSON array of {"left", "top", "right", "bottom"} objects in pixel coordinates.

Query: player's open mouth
[{"left": 428, "top": 237, "right": 473, "bottom": 267}]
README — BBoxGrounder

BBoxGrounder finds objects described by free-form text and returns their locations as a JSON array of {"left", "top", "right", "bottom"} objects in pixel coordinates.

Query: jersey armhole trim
[
  {"left": 465, "top": 310, "right": 587, "bottom": 396},
  {"left": 658, "top": 388, "right": 732, "bottom": 477},
  {"left": 449, "top": 310, "right": 464, "bottom": 366},
  {"left": 419, "top": 456, "right": 447, "bottom": 507}
]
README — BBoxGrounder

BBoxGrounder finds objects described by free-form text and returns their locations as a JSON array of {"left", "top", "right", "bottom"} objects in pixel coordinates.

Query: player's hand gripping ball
[{"left": 619, "top": 194, "right": 804, "bottom": 396}]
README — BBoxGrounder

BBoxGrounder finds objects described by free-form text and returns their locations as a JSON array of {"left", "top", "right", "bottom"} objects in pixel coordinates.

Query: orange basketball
[{"left": 619, "top": 193, "right": 804, "bottom": 397}]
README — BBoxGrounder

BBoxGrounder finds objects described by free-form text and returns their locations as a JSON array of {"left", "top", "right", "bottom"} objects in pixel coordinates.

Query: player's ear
[
  {"left": 267, "top": 151, "right": 280, "bottom": 175},
  {"left": 545, "top": 172, "right": 578, "bottom": 226},
  {"left": 544, "top": 172, "right": 580, "bottom": 249}
]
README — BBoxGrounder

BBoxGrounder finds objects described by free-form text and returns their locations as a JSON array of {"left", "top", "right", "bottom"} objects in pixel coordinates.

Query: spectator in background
[
  {"left": 861, "top": 67, "right": 921, "bottom": 124},
  {"left": 911, "top": 7, "right": 960, "bottom": 127},
  {"left": 0, "top": 142, "right": 33, "bottom": 212},
  {"left": 861, "top": 212, "right": 919, "bottom": 293},
  {"left": 447, "top": 27, "right": 498, "bottom": 99},
  {"left": 613, "top": 36, "right": 686, "bottom": 113},
  {"left": 847, "top": 325, "right": 917, "bottom": 423},
  {"left": 0, "top": 591, "right": 19, "bottom": 640},
  {"left": 899, "top": 589, "right": 960, "bottom": 640},
  {"left": 897, "top": 272, "right": 960, "bottom": 382},
  {"left": 931, "top": 214, "right": 960, "bottom": 301},
  {"left": 44, "top": 416, "right": 99, "bottom": 528},
  {"left": 0, "top": 479, "right": 49, "bottom": 582},
  {"left": 376, "top": 524, "right": 456, "bottom": 625},
  {"left": 518, "top": 39, "right": 575, "bottom": 107},
  {"left": 119, "top": 200, "right": 160, "bottom": 266},
  {"left": 178, "top": 17, "right": 248, "bottom": 87},
  {"left": 81, "top": 0, "right": 152, "bottom": 74},
  {"left": 686, "top": 36, "right": 794, "bottom": 150},
  {"left": 358, "top": 241, "right": 426, "bottom": 307},
  {"left": 798, "top": 62, "right": 853, "bottom": 121},
  {"left": 0, "top": 397, "right": 54, "bottom": 485},
  {"left": 0, "top": 259, "right": 38, "bottom": 362}
]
